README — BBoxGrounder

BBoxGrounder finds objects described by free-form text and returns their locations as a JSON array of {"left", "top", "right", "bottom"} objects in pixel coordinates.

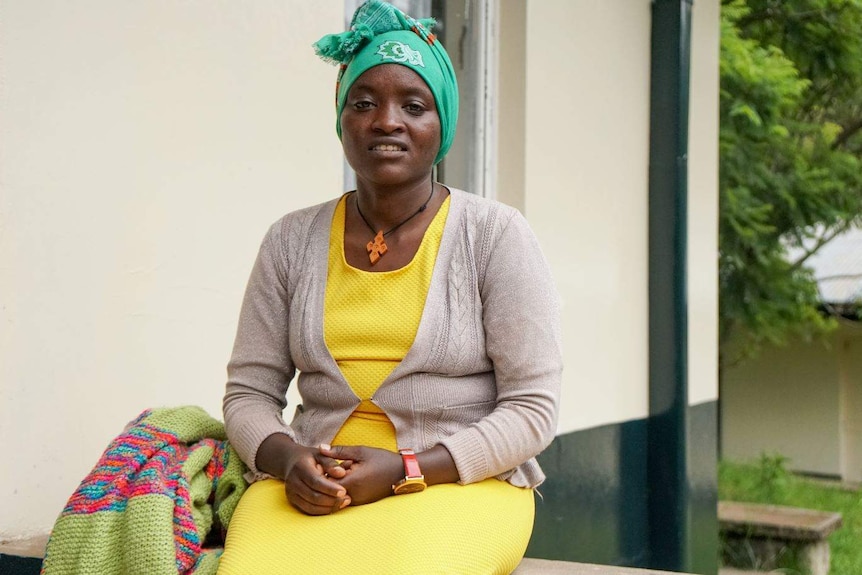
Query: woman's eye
[
  {"left": 404, "top": 103, "right": 425, "bottom": 114},
  {"left": 353, "top": 101, "right": 373, "bottom": 110}
]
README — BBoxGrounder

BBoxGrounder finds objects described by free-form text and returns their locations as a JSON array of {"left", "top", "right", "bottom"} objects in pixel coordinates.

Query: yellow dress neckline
[{"left": 336, "top": 192, "right": 451, "bottom": 274}]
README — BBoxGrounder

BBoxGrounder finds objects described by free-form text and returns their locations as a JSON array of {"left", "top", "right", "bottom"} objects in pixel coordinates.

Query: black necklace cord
[{"left": 355, "top": 179, "right": 436, "bottom": 238}]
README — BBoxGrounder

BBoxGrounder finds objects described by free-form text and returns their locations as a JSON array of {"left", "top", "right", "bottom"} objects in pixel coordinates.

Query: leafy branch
[{"left": 719, "top": 0, "right": 862, "bottom": 369}]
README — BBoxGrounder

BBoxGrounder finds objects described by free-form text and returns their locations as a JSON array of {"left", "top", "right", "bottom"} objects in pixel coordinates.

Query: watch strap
[{"left": 399, "top": 449, "right": 422, "bottom": 478}]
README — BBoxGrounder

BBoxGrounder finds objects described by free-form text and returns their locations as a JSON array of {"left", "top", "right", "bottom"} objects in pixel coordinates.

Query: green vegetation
[
  {"left": 719, "top": 455, "right": 862, "bottom": 574},
  {"left": 720, "top": 0, "right": 862, "bottom": 368}
]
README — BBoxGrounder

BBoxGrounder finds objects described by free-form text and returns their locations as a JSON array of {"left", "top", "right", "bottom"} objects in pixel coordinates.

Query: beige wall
[
  {"left": 523, "top": 0, "right": 653, "bottom": 433},
  {"left": 497, "top": 0, "right": 527, "bottom": 213},
  {"left": 519, "top": 0, "right": 719, "bottom": 434},
  {"left": 689, "top": 0, "right": 721, "bottom": 407},
  {"left": 0, "top": 1, "right": 343, "bottom": 539},
  {"left": 722, "top": 337, "right": 843, "bottom": 476}
]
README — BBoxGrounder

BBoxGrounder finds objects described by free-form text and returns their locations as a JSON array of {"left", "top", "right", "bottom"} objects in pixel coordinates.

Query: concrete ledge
[
  {"left": 514, "top": 558, "right": 692, "bottom": 574},
  {"left": 0, "top": 534, "right": 48, "bottom": 559},
  {"left": 2, "top": 536, "right": 694, "bottom": 575}
]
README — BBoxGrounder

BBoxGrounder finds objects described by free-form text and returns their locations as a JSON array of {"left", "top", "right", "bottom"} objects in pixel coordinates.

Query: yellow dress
[{"left": 219, "top": 195, "right": 534, "bottom": 575}]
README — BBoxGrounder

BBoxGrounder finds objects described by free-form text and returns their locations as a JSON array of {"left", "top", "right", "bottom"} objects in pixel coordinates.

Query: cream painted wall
[
  {"left": 689, "top": 0, "right": 721, "bottom": 407},
  {"left": 522, "top": 0, "right": 719, "bottom": 435},
  {"left": 722, "top": 337, "right": 843, "bottom": 476},
  {"left": 497, "top": 0, "right": 526, "bottom": 213},
  {"left": 0, "top": 1, "right": 343, "bottom": 539},
  {"left": 524, "top": 0, "right": 653, "bottom": 433}
]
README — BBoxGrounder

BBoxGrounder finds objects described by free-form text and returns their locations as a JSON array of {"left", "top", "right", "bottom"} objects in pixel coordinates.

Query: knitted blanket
[{"left": 41, "top": 407, "right": 247, "bottom": 575}]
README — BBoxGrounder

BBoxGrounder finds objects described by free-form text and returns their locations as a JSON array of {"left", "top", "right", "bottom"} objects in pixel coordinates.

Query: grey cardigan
[{"left": 223, "top": 189, "right": 562, "bottom": 488}]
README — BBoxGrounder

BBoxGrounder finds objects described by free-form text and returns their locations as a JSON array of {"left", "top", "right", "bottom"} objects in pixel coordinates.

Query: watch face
[{"left": 394, "top": 481, "right": 426, "bottom": 494}]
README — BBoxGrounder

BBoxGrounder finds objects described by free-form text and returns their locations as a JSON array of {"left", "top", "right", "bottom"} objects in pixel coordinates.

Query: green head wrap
[{"left": 313, "top": 0, "right": 459, "bottom": 165}]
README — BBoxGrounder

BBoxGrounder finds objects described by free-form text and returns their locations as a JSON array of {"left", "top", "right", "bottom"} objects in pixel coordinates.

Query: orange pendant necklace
[{"left": 355, "top": 182, "right": 435, "bottom": 265}]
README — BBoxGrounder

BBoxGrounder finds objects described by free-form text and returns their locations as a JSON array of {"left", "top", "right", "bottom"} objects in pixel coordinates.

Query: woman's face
[{"left": 340, "top": 64, "right": 441, "bottom": 188}]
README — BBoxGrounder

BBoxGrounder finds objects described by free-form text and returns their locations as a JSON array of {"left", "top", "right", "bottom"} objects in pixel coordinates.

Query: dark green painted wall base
[
  {"left": 0, "top": 555, "right": 41, "bottom": 575},
  {"left": 526, "top": 401, "right": 718, "bottom": 575},
  {"left": 688, "top": 401, "right": 720, "bottom": 575}
]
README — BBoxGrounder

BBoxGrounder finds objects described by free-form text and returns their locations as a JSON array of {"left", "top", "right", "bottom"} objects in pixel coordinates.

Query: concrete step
[
  {"left": 0, "top": 534, "right": 47, "bottom": 558},
  {"left": 1, "top": 536, "right": 698, "bottom": 575},
  {"left": 514, "top": 558, "right": 694, "bottom": 574}
]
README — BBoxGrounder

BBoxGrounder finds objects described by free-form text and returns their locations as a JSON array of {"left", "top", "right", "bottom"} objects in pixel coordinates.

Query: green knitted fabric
[
  {"left": 41, "top": 407, "right": 247, "bottom": 575},
  {"left": 314, "top": 0, "right": 459, "bottom": 165}
]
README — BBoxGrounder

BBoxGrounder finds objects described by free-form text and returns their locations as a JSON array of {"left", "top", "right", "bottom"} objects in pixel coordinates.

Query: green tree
[{"left": 719, "top": 0, "right": 862, "bottom": 367}]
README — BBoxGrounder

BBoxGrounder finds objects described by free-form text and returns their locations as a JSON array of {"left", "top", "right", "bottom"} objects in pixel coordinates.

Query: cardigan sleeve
[
  {"left": 439, "top": 209, "right": 562, "bottom": 485},
  {"left": 223, "top": 220, "right": 298, "bottom": 476}
]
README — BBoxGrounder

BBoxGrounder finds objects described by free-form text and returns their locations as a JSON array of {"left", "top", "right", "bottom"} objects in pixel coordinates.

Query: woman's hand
[
  {"left": 318, "top": 445, "right": 404, "bottom": 506},
  {"left": 282, "top": 444, "right": 353, "bottom": 515},
  {"left": 256, "top": 433, "right": 353, "bottom": 515}
]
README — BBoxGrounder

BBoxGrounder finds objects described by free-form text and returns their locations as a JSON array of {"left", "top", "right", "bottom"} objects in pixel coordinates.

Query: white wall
[
  {"left": 722, "top": 337, "right": 842, "bottom": 476},
  {"left": 0, "top": 1, "right": 343, "bottom": 540},
  {"left": 524, "top": 0, "right": 653, "bottom": 434},
  {"left": 522, "top": 0, "right": 719, "bottom": 434},
  {"left": 689, "top": 0, "right": 721, "bottom": 407}
]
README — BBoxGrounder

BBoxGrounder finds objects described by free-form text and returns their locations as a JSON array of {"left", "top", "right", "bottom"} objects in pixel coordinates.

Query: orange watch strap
[{"left": 399, "top": 449, "right": 422, "bottom": 478}]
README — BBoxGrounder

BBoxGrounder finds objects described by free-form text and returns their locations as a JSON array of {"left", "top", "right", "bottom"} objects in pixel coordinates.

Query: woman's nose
[{"left": 372, "top": 103, "right": 404, "bottom": 132}]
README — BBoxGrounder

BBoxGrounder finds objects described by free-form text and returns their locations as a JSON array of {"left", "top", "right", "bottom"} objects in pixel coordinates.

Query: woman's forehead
[{"left": 349, "top": 64, "right": 432, "bottom": 96}]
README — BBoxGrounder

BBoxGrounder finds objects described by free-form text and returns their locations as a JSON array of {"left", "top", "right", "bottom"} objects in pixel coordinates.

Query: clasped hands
[{"left": 281, "top": 442, "right": 404, "bottom": 516}]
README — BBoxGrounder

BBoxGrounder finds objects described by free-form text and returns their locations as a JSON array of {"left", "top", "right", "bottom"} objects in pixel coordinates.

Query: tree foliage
[{"left": 719, "top": 0, "right": 862, "bottom": 366}]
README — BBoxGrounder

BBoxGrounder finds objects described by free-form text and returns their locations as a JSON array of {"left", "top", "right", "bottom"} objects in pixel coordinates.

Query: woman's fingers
[
  {"left": 283, "top": 453, "right": 351, "bottom": 515},
  {"left": 321, "top": 462, "right": 348, "bottom": 479},
  {"left": 328, "top": 446, "right": 404, "bottom": 506},
  {"left": 317, "top": 443, "right": 356, "bottom": 479},
  {"left": 319, "top": 443, "right": 364, "bottom": 462},
  {"left": 304, "top": 465, "right": 348, "bottom": 497},
  {"left": 285, "top": 476, "right": 350, "bottom": 515},
  {"left": 287, "top": 489, "right": 350, "bottom": 515},
  {"left": 316, "top": 455, "right": 350, "bottom": 479}
]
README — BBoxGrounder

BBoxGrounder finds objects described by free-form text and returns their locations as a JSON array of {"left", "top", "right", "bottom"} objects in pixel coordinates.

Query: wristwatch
[{"left": 392, "top": 449, "right": 427, "bottom": 494}]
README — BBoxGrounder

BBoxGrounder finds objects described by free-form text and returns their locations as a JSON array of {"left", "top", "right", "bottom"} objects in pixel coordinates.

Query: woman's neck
[{"left": 354, "top": 177, "right": 435, "bottom": 230}]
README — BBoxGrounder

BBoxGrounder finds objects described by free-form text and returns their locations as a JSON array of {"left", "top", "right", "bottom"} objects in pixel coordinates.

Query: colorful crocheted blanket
[{"left": 41, "top": 407, "right": 247, "bottom": 575}]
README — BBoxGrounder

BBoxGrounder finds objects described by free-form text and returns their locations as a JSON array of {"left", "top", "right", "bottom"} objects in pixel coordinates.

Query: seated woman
[{"left": 219, "top": 1, "right": 562, "bottom": 573}]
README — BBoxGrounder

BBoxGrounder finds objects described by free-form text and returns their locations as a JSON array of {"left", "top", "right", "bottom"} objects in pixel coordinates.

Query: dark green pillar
[{"left": 648, "top": 0, "right": 693, "bottom": 572}]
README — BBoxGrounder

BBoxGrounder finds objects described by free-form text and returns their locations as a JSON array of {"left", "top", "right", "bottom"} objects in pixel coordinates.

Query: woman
[{"left": 219, "top": 1, "right": 562, "bottom": 573}]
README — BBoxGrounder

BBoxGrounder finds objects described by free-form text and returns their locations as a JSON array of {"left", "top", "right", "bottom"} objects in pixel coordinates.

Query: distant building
[{"left": 722, "top": 227, "right": 862, "bottom": 483}]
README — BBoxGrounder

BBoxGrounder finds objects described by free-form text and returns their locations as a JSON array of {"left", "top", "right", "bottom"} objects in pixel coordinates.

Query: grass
[{"left": 719, "top": 454, "right": 862, "bottom": 574}]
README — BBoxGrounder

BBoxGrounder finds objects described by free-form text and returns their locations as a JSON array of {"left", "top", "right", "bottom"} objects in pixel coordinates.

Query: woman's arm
[
  {"left": 224, "top": 221, "right": 358, "bottom": 515},
  {"left": 223, "top": 222, "right": 300, "bottom": 475},
  {"left": 439, "top": 208, "right": 562, "bottom": 485}
]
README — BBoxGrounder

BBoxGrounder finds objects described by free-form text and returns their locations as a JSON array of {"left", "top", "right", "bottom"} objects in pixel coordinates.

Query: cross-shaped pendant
[{"left": 366, "top": 230, "right": 388, "bottom": 264}]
